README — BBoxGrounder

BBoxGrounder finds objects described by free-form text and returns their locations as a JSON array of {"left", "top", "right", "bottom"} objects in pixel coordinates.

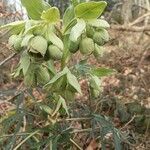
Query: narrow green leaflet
[
  {"left": 0, "top": 21, "right": 25, "bottom": 29},
  {"left": 75, "top": 1, "right": 107, "bottom": 20},
  {"left": 60, "top": 96, "right": 69, "bottom": 115},
  {"left": 113, "top": 128, "right": 122, "bottom": 150},
  {"left": 63, "top": 6, "right": 75, "bottom": 29},
  {"left": 44, "top": 67, "right": 69, "bottom": 87},
  {"left": 12, "top": 65, "right": 22, "bottom": 78},
  {"left": 52, "top": 96, "right": 69, "bottom": 116},
  {"left": 21, "top": 0, "right": 51, "bottom": 20},
  {"left": 90, "top": 67, "right": 116, "bottom": 77},
  {"left": 46, "top": 60, "right": 57, "bottom": 76},
  {"left": 69, "top": 19, "right": 86, "bottom": 42},
  {"left": 67, "top": 72, "right": 82, "bottom": 94},
  {"left": 47, "top": 31, "right": 64, "bottom": 50},
  {"left": 0, "top": 21, "right": 25, "bottom": 35},
  {"left": 39, "top": 104, "right": 53, "bottom": 115},
  {"left": 20, "top": 51, "right": 30, "bottom": 75},
  {"left": 90, "top": 75, "right": 101, "bottom": 91},
  {"left": 23, "top": 20, "right": 42, "bottom": 35},
  {"left": 41, "top": 7, "right": 60, "bottom": 23},
  {"left": 87, "top": 19, "right": 110, "bottom": 28}
]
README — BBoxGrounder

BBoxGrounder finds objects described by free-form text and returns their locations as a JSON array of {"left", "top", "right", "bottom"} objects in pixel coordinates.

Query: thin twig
[
  {"left": 13, "top": 130, "right": 39, "bottom": 150},
  {"left": 0, "top": 53, "right": 17, "bottom": 66},
  {"left": 121, "top": 115, "right": 135, "bottom": 130},
  {"left": 65, "top": 117, "right": 92, "bottom": 122},
  {"left": 70, "top": 138, "right": 83, "bottom": 150},
  {"left": 129, "top": 12, "right": 150, "bottom": 26},
  {"left": 71, "top": 127, "right": 100, "bottom": 134},
  {"left": 0, "top": 132, "right": 33, "bottom": 138},
  {"left": 111, "top": 25, "right": 150, "bottom": 32}
]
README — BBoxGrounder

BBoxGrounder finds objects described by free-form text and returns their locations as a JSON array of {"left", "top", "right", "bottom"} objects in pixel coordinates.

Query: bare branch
[
  {"left": 111, "top": 25, "right": 150, "bottom": 32},
  {"left": 129, "top": 12, "right": 150, "bottom": 26}
]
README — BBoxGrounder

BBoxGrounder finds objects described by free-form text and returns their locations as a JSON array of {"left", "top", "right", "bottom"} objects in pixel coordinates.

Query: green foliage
[
  {"left": 75, "top": 1, "right": 107, "bottom": 19},
  {"left": 21, "top": 0, "right": 51, "bottom": 20},
  {"left": 41, "top": 7, "right": 60, "bottom": 23},
  {"left": 0, "top": 0, "right": 124, "bottom": 149}
]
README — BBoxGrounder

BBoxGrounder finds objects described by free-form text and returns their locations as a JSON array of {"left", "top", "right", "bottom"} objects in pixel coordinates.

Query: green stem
[{"left": 61, "top": 35, "right": 70, "bottom": 70}]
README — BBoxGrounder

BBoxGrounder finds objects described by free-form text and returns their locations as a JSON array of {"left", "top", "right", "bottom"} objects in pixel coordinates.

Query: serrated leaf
[
  {"left": 21, "top": 0, "right": 51, "bottom": 20},
  {"left": 67, "top": 72, "right": 82, "bottom": 94},
  {"left": 70, "top": 19, "right": 86, "bottom": 42},
  {"left": 21, "top": 34, "right": 34, "bottom": 47},
  {"left": 41, "top": 7, "right": 60, "bottom": 23},
  {"left": 75, "top": 1, "right": 107, "bottom": 20},
  {"left": 90, "top": 68, "right": 116, "bottom": 77},
  {"left": 63, "top": 6, "right": 75, "bottom": 29},
  {"left": 87, "top": 19, "right": 110, "bottom": 28},
  {"left": 47, "top": 31, "right": 64, "bottom": 50}
]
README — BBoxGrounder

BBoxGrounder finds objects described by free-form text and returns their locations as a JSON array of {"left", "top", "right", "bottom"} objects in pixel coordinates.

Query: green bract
[
  {"left": 36, "top": 65, "right": 50, "bottom": 84},
  {"left": 86, "top": 25, "right": 95, "bottom": 38},
  {"left": 29, "top": 36, "right": 48, "bottom": 56},
  {"left": 79, "top": 37, "right": 94, "bottom": 55},
  {"left": 9, "top": 35, "right": 23, "bottom": 52},
  {"left": 68, "top": 37, "right": 80, "bottom": 53},
  {"left": 93, "top": 31, "right": 104, "bottom": 45},
  {"left": 48, "top": 45, "right": 63, "bottom": 60},
  {"left": 93, "top": 43, "right": 104, "bottom": 58}
]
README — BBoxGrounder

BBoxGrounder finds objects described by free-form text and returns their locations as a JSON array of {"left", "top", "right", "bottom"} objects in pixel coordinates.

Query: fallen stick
[{"left": 0, "top": 53, "right": 16, "bottom": 66}]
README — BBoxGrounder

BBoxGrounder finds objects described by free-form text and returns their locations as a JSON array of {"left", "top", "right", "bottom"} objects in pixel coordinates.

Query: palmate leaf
[
  {"left": 93, "top": 114, "right": 123, "bottom": 150},
  {"left": 44, "top": 67, "right": 69, "bottom": 88},
  {"left": 75, "top": 1, "right": 107, "bottom": 20},
  {"left": 52, "top": 96, "right": 69, "bottom": 116},
  {"left": 44, "top": 67, "right": 81, "bottom": 95},
  {"left": 21, "top": 0, "right": 51, "bottom": 20}
]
